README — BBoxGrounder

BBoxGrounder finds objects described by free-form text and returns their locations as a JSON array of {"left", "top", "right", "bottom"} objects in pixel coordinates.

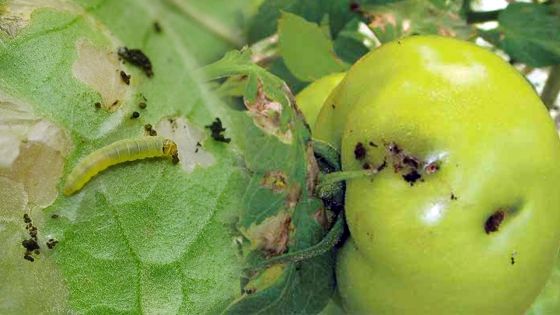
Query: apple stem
[
  {"left": 317, "top": 169, "right": 377, "bottom": 192},
  {"left": 247, "top": 213, "right": 346, "bottom": 273}
]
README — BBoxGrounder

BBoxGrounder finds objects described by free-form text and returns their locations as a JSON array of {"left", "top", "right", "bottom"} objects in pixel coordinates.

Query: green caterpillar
[{"left": 63, "top": 136, "right": 178, "bottom": 195}]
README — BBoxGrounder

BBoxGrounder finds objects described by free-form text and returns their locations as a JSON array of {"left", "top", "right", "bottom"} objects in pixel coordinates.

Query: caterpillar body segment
[{"left": 63, "top": 136, "right": 178, "bottom": 196}]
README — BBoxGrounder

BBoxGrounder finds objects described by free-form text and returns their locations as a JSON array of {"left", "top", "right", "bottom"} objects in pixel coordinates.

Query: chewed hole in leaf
[
  {"left": 72, "top": 39, "right": 128, "bottom": 112},
  {"left": 155, "top": 117, "right": 215, "bottom": 173},
  {"left": 0, "top": 93, "right": 71, "bottom": 207},
  {"left": 244, "top": 82, "right": 293, "bottom": 144}
]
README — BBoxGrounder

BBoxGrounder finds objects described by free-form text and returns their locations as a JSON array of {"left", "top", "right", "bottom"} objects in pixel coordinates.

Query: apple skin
[
  {"left": 315, "top": 36, "right": 560, "bottom": 314},
  {"left": 295, "top": 72, "right": 345, "bottom": 128}
]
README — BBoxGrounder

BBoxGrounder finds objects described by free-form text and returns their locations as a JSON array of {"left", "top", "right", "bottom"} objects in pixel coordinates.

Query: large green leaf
[
  {"left": 278, "top": 12, "right": 349, "bottom": 82},
  {"left": 0, "top": 0, "right": 259, "bottom": 313},
  {"left": 497, "top": 3, "right": 560, "bottom": 67},
  {"left": 247, "top": 0, "right": 358, "bottom": 44}
]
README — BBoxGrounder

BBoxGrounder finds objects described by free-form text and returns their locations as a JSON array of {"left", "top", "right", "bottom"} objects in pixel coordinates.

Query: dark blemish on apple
[
  {"left": 485, "top": 210, "right": 505, "bottom": 234},
  {"left": 450, "top": 193, "right": 458, "bottom": 200},
  {"left": 425, "top": 162, "right": 440, "bottom": 174},
  {"left": 376, "top": 159, "right": 387, "bottom": 172},
  {"left": 112, "top": 100, "right": 119, "bottom": 107},
  {"left": 138, "top": 102, "right": 147, "bottom": 109},
  {"left": 23, "top": 213, "right": 31, "bottom": 224},
  {"left": 402, "top": 156, "right": 420, "bottom": 169},
  {"left": 130, "top": 111, "right": 140, "bottom": 119},
  {"left": 363, "top": 162, "right": 372, "bottom": 170},
  {"left": 94, "top": 102, "right": 101, "bottom": 109},
  {"left": 354, "top": 142, "right": 366, "bottom": 160},
  {"left": 387, "top": 142, "right": 401, "bottom": 154},
  {"left": 51, "top": 214, "right": 59, "bottom": 219},
  {"left": 403, "top": 170, "right": 421, "bottom": 185},
  {"left": 511, "top": 251, "right": 517, "bottom": 265},
  {"left": 368, "top": 141, "right": 378, "bottom": 147},
  {"left": 331, "top": 104, "right": 336, "bottom": 109}
]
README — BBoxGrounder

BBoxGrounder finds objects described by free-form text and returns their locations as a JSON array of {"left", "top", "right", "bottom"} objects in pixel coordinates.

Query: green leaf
[
  {"left": 269, "top": 57, "right": 308, "bottom": 94},
  {"left": 0, "top": 0, "right": 258, "bottom": 313},
  {"left": 200, "top": 49, "right": 336, "bottom": 314},
  {"left": 498, "top": 3, "right": 560, "bottom": 67},
  {"left": 278, "top": 12, "right": 349, "bottom": 82},
  {"left": 248, "top": 0, "right": 358, "bottom": 44},
  {"left": 334, "top": 18, "right": 377, "bottom": 64}
]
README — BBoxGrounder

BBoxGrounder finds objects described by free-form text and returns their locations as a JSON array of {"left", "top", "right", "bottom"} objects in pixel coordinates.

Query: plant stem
[
  {"left": 466, "top": 9, "right": 502, "bottom": 24},
  {"left": 542, "top": 65, "right": 560, "bottom": 110},
  {"left": 316, "top": 169, "right": 376, "bottom": 192},
  {"left": 312, "top": 139, "right": 341, "bottom": 171}
]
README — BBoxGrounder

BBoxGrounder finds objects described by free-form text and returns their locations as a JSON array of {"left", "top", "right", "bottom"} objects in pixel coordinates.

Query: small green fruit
[
  {"left": 295, "top": 72, "right": 345, "bottom": 128},
  {"left": 316, "top": 36, "right": 560, "bottom": 314}
]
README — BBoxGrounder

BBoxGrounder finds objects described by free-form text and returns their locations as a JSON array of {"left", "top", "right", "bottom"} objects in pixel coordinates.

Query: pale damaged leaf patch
[
  {"left": 72, "top": 39, "right": 129, "bottom": 112},
  {"left": 155, "top": 117, "right": 215, "bottom": 173},
  {"left": 243, "top": 264, "right": 286, "bottom": 294},
  {"left": 0, "top": 0, "right": 78, "bottom": 37},
  {"left": 0, "top": 92, "right": 72, "bottom": 207},
  {"left": 244, "top": 83, "right": 293, "bottom": 144},
  {"left": 261, "top": 170, "right": 288, "bottom": 193},
  {"left": 242, "top": 212, "right": 293, "bottom": 256},
  {"left": 0, "top": 94, "right": 71, "bottom": 313}
]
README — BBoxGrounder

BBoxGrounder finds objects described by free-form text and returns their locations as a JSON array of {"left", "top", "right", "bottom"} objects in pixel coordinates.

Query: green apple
[
  {"left": 316, "top": 36, "right": 560, "bottom": 314},
  {"left": 295, "top": 72, "right": 345, "bottom": 128}
]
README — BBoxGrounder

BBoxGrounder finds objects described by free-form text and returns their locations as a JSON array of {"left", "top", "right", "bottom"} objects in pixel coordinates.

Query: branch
[
  {"left": 542, "top": 65, "right": 560, "bottom": 110},
  {"left": 466, "top": 9, "right": 502, "bottom": 24}
]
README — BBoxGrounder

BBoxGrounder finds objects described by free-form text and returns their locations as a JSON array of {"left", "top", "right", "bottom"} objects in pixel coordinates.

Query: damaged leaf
[{"left": 201, "top": 48, "right": 336, "bottom": 314}]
